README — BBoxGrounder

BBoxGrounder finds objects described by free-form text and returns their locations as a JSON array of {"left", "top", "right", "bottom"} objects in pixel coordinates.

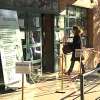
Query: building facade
[{"left": 0, "top": 0, "right": 100, "bottom": 81}]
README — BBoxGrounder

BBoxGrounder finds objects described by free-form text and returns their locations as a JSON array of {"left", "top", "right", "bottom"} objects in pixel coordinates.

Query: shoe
[
  {"left": 67, "top": 71, "right": 71, "bottom": 76},
  {"left": 64, "top": 71, "right": 70, "bottom": 76},
  {"left": 82, "top": 71, "right": 85, "bottom": 74}
]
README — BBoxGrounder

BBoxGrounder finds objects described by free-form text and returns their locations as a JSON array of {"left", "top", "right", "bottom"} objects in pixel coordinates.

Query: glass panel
[
  {"left": 55, "top": 16, "right": 64, "bottom": 28},
  {"left": 29, "top": 31, "right": 41, "bottom": 61},
  {"left": 82, "top": 37, "right": 87, "bottom": 46},
  {"left": 76, "top": 8, "right": 81, "bottom": 17},
  {"left": 82, "top": 9, "right": 87, "bottom": 17},
  {"left": 0, "top": 0, "right": 14, "bottom": 5},
  {"left": 83, "top": 30, "right": 87, "bottom": 36},
  {"left": 41, "top": 0, "right": 51, "bottom": 10},
  {"left": 16, "top": 0, "right": 25, "bottom": 6},
  {"left": 55, "top": 30, "right": 64, "bottom": 42},
  {"left": 68, "top": 6, "right": 75, "bottom": 16},
  {"left": 31, "top": 62, "right": 42, "bottom": 76},
  {"left": 17, "top": 11, "right": 25, "bottom": 29},
  {"left": 76, "top": 19, "right": 82, "bottom": 27},
  {"left": 66, "top": 17, "right": 68, "bottom": 27},
  {"left": 29, "top": 31, "right": 40, "bottom": 44},
  {"left": 66, "top": 29, "right": 69, "bottom": 36},
  {"left": 69, "top": 18, "right": 75, "bottom": 27},
  {"left": 55, "top": 30, "right": 64, "bottom": 56},
  {"left": 28, "top": 14, "right": 40, "bottom": 28},
  {"left": 82, "top": 19, "right": 87, "bottom": 28},
  {"left": 69, "top": 29, "right": 74, "bottom": 37},
  {"left": 27, "top": 0, "right": 42, "bottom": 9},
  {"left": 55, "top": 58, "right": 61, "bottom": 71},
  {"left": 29, "top": 46, "right": 41, "bottom": 61},
  {"left": 52, "top": 2, "right": 59, "bottom": 12}
]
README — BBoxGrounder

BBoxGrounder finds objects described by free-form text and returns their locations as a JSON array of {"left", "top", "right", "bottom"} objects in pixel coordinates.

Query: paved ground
[{"left": 0, "top": 70, "right": 100, "bottom": 100}]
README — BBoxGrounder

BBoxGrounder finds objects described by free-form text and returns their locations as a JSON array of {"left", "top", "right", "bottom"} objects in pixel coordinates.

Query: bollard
[
  {"left": 80, "top": 74, "right": 84, "bottom": 100},
  {"left": 56, "top": 54, "right": 66, "bottom": 93}
]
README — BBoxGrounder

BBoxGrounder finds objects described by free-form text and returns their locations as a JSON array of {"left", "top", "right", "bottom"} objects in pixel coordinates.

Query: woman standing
[{"left": 65, "top": 25, "right": 85, "bottom": 75}]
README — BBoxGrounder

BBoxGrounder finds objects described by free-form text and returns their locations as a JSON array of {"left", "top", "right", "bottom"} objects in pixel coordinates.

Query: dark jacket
[{"left": 68, "top": 35, "right": 83, "bottom": 61}]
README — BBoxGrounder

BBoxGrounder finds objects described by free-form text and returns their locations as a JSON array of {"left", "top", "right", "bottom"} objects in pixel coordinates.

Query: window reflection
[
  {"left": 31, "top": 62, "right": 41, "bottom": 76},
  {"left": 82, "top": 9, "right": 87, "bottom": 17},
  {"left": 69, "top": 18, "right": 75, "bottom": 27},
  {"left": 0, "top": 0, "right": 13, "bottom": 5},
  {"left": 76, "top": 8, "right": 81, "bottom": 17},
  {"left": 55, "top": 58, "right": 61, "bottom": 71},
  {"left": 16, "top": 0, "right": 25, "bottom": 6},
  {"left": 68, "top": 6, "right": 75, "bottom": 16},
  {"left": 17, "top": 11, "right": 25, "bottom": 28},
  {"left": 28, "top": 14, "right": 40, "bottom": 28},
  {"left": 55, "top": 17, "right": 64, "bottom": 28},
  {"left": 27, "top": 0, "right": 42, "bottom": 9},
  {"left": 76, "top": 19, "right": 82, "bottom": 27},
  {"left": 29, "top": 31, "right": 41, "bottom": 61}
]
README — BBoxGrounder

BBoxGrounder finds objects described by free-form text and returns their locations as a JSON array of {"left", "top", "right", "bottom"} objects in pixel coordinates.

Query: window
[{"left": 66, "top": 6, "right": 88, "bottom": 47}]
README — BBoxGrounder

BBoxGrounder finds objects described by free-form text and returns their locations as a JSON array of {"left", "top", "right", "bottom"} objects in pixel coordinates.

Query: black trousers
[{"left": 68, "top": 61, "right": 85, "bottom": 73}]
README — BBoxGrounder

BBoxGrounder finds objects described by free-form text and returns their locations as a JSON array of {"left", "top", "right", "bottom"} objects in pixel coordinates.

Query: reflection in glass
[
  {"left": 83, "top": 30, "right": 87, "bottom": 36},
  {"left": 76, "top": 8, "right": 81, "bottom": 17},
  {"left": 31, "top": 62, "right": 42, "bottom": 76},
  {"left": 66, "top": 17, "right": 68, "bottom": 27},
  {"left": 55, "top": 31, "right": 63, "bottom": 42},
  {"left": 41, "top": 0, "right": 51, "bottom": 10},
  {"left": 29, "top": 31, "right": 41, "bottom": 61},
  {"left": 68, "top": 6, "right": 75, "bottom": 16},
  {"left": 55, "top": 58, "right": 61, "bottom": 71},
  {"left": 55, "top": 17, "right": 64, "bottom": 28},
  {"left": 28, "top": 14, "right": 40, "bottom": 28},
  {"left": 0, "top": 0, "right": 13, "bottom": 5},
  {"left": 76, "top": 19, "right": 82, "bottom": 27},
  {"left": 55, "top": 17, "right": 60, "bottom": 28},
  {"left": 82, "top": 19, "right": 87, "bottom": 27},
  {"left": 69, "top": 18, "right": 75, "bottom": 27},
  {"left": 66, "top": 29, "right": 69, "bottom": 36},
  {"left": 17, "top": 11, "right": 25, "bottom": 28},
  {"left": 83, "top": 37, "right": 87, "bottom": 46},
  {"left": 55, "top": 43, "right": 60, "bottom": 56},
  {"left": 27, "top": 0, "right": 41, "bottom": 9},
  {"left": 69, "top": 30, "right": 74, "bottom": 37},
  {"left": 16, "top": 0, "right": 25, "bottom": 6},
  {"left": 52, "top": 2, "right": 58, "bottom": 12},
  {"left": 82, "top": 9, "right": 87, "bottom": 17}
]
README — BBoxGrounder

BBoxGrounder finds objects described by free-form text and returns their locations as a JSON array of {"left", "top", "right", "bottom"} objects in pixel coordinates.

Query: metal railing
[{"left": 80, "top": 67, "right": 100, "bottom": 100}]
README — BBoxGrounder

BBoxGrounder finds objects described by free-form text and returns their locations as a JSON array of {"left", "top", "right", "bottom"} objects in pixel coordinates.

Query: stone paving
[{"left": 0, "top": 71, "right": 100, "bottom": 100}]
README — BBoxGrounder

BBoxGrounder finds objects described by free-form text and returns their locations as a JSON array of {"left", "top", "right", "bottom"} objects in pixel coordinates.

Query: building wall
[{"left": 56, "top": 0, "right": 99, "bottom": 71}]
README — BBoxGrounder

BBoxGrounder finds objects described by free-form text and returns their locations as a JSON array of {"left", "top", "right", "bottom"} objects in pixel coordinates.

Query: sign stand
[
  {"left": 75, "top": 49, "right": 85, "bottom": 74},
  {"left": 22, "top": 73, "right": 24, "bottom": 100},
  {"left": 16, "top": 61, "right": 31, "bottom": 100}
]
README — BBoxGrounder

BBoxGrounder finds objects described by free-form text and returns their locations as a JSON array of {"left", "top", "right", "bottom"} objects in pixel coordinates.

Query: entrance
[{"left": 42, "top": 14, "right": 54, "bottom": 73}]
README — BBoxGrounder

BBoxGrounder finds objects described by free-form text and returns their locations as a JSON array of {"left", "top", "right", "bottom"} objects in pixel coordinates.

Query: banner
[{"left": 0, "top": 9, "right": 24, "bottom": 89}]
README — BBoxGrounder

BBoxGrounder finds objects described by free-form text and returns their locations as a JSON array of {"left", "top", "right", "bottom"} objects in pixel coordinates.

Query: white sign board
[
  {"left": 16, "top": 62, "right": 31, "bottom": 74},
  {"left": 0, "top": 9, "right": 24, "bottom": 89}
]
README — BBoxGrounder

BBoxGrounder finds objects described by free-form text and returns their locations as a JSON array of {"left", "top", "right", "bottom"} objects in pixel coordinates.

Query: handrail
[
  {"left": 83, "top": 67, "right": 100, "bottom": 77},
  {"left": 80, "top": 67, "right": 100, "bottom": 100}
]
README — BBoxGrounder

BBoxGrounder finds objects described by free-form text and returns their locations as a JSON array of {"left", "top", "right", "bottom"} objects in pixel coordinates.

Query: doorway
[{"left": 42, "top": 14, "right": 54, "bottom": 73}]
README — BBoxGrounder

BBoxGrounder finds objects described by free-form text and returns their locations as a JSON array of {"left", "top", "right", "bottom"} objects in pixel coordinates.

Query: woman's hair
[{"left": 73, "top": 25, "right": 83, "bottom": 36}]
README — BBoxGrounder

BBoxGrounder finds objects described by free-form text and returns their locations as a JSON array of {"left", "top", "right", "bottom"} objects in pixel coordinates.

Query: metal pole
[
  {"left": 22, "top": 73, "right": 24, "bottom": 100},
  {"left": 80, "top": 51, "right": 82, "bottom": 74},
  {"left": 61, "top": 54, "right": 64, "bottom": 91},
  {"left": 80, "top": 74, "right": 84, "bottom": 100}
]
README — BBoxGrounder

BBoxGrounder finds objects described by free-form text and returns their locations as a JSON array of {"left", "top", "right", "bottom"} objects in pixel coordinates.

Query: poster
[{"left": 0, "top": 9, "right": 23, "bottom": 89}]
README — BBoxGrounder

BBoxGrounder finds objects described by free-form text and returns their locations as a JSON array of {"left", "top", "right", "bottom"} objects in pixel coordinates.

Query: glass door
[
  {"left": 27, "top": 13, "right": 42, "bottom": 78},
  {"left": 54, "top": 15, "right": 66, "bottom": 72}
]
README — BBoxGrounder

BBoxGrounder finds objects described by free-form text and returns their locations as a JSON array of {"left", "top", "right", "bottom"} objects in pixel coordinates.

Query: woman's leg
[
  {"left": 81, "top": 62, "right": 85, "bottom": 73},
  {"left": 68, "top": 61, "right": 75, "bottom": 73}
]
